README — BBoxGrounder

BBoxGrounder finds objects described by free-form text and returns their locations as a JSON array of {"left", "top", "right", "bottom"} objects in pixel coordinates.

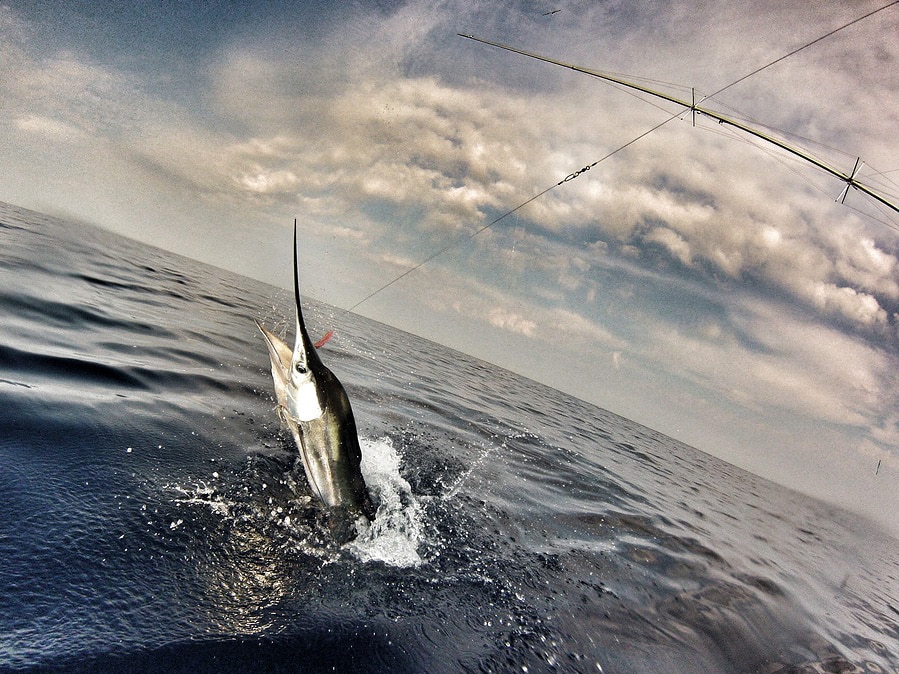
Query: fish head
[{"left": 287, "top": 317, "right": 324, "bottom": 422}]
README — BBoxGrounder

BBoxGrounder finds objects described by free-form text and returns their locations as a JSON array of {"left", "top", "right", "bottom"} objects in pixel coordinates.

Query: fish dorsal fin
[
  {"left": 291, "top": 220, "right": 325, "bottom": 372},
  {"left": 293, "top": 219, "right": 310, "bottom": 344}
]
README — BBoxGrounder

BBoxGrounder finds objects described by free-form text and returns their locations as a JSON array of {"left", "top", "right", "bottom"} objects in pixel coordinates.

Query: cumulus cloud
[
  {"left": 644, "top": 226, "right": 693, "bottom": 266},
  {"left": 807, "top": 283, "right": 887, "bottom": 327},
  {"left": 831, "top": 234, "right": 899, "bottom": 300},
  {"left": 486, "top": 307, "right": 537, "bottom": 337}
]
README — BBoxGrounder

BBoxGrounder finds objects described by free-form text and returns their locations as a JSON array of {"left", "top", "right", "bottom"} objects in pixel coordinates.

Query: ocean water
[{"left": 1, "top": 200, "right": 897, "bottom": 673}]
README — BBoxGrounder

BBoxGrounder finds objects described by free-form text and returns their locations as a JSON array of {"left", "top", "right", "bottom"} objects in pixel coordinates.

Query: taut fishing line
[{"left": 343, "top": 2, "right": 898, "bottom": 315}]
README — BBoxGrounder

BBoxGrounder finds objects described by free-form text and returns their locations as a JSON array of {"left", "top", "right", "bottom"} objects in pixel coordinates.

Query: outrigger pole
[{"left": 459, "top": 34, "right": 899, "bottom": 217}]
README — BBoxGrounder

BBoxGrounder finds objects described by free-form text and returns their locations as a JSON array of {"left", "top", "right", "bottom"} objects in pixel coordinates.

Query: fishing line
[
  {"left": 695, "top": 95, "right": 858, "bottom": 165},
  {"left": 846, "top": 198, "right": 899, "bottom": 233},
  {"left": 861, "top": 168, "right": 899, "bottom": 198},
  {"left": 604, "top": 80, "right": 687, "bottom": 117}
]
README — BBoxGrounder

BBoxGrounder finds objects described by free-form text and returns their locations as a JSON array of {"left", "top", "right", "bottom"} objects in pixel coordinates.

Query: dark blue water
[{"left": 1, "top": 201, "right": 897, "bottom": 673}]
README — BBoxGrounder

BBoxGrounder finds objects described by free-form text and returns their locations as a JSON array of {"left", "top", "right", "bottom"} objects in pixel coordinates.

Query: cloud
[
  {"left": 486, "top": 307, "right": 537, "bottom": 337},
  {"left": 807, "top": 282, "right": 887, "bottom": 327},
  {"left": 644, "top": 226, "right": 693, "bottom": 266},
  {"left": 868, "top": 412, "right": 899, "bottom": 452},
  {"left": 14, "top": 114, "right": 86, "bottom": 143},
  {"left": 641, "top": 297, "right": 896, "bottom": 428},
  {"left": 831, "top": 233, "right": 899, "bottom": 300}
]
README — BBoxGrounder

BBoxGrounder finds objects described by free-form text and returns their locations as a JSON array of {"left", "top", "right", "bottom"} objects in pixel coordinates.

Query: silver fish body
[{"left": 256, "top": 223, "right": 373, "bottom": 525}]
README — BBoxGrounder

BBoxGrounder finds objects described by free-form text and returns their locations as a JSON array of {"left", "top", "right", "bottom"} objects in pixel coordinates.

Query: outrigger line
[{"left": 458, "top": 33, "right": 899, "bottom": 217}]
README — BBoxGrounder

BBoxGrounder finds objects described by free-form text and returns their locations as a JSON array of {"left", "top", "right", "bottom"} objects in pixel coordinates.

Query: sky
[{"left": 2, "top": 0, "right": 898, "bottom": 536}]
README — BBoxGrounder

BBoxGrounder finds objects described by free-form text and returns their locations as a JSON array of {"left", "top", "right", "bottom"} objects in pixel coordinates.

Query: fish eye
[{"left": 294, "top": 362, "right": 307, "bottom": 374}]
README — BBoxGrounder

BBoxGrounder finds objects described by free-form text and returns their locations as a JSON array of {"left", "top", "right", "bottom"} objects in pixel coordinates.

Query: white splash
[
  {"left": 348, "top": 436, "right": 424, "bottom": 567},
  {"left": 170, "top": 481, "right": 232, "bottom": 517}
]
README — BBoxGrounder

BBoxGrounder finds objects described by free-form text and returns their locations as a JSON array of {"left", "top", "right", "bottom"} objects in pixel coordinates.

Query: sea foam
[{"left": 348, "top": 437, "right": 424, "bottom": 568}]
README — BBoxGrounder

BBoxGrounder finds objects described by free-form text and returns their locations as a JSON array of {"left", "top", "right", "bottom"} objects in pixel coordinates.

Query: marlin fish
[{"left": 256, "top": 221, "right": 374, "bottom": 531}]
